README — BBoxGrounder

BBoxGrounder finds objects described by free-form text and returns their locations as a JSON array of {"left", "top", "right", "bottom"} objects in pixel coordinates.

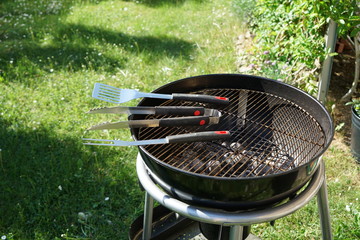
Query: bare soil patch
[{"left": 328, "top": 46, "right": 356, "bottom": 146}]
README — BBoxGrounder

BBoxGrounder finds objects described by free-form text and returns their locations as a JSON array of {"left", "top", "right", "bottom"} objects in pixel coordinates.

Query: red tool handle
[
  {"left": 154, "top": 106, "right": 205, "bottom": 116},
  {"left": 158, "top": 116, "right": 211, "bottom": 127}
]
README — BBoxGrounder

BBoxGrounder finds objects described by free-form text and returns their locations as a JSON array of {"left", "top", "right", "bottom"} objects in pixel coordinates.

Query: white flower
[
  {"left": 50, "top": 69, "right": 54, "bottom": 72},
  {"left": 161, "top": 67, "right": 172, "bottom": 73},
  {"left": 345, "top": 205, "right": 351, "bottom": 212},
  {"left": 58, "top": 185, "right": 62, "bottom": 191},
  {"left": 1, "top": 236, "right": 6, "bottom": 240},
  {"left": 105, "top": 197, "right": 110, "bottom": 201},
  {"left": 78, "top": 212, "right": 87, "bottom": 221}
]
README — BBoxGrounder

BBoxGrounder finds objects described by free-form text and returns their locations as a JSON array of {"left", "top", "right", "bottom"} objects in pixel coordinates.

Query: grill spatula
[
  {"left": 83, "top": 131, "right": 230, "bottom": 147},
  {"left": 92, "top": 83, "right": 229, "bottom": 105}
]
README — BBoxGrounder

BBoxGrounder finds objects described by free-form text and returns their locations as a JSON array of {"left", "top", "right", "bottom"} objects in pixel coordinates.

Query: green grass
[
  {"left": 0, "top": 0, "right": 240, "bottom": 239},
  {"left": 0, "top": 0, "right": 359, "bottom": 239}
]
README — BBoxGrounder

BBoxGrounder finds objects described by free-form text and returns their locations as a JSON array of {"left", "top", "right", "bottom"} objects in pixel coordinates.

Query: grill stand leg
[
  {"left": 317, "top": 176, "right": 333, "bottom": 240},
  {"left": 136, "top": 155, "right": 329, "bottom": 240},
  {"left": 142, "top": 192, "right": 154, "bottom": 240},
  {"left": 229, "top": 226, "right": 244, "bottom": 240}
]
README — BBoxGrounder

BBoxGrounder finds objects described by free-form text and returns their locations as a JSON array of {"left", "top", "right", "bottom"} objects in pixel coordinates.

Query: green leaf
[
  {"left": 335, "top": 122, "right": 345, "bottom": 131},
  {"left": 350, "top": 27, "right": 360, "bottom": 37}
]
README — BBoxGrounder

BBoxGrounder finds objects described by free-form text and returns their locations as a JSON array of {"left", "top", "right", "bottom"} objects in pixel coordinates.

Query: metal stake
[
  {"left": 316, "top": 19, "right": 336, "bottom": 237},
  {"left": 316, "top": 19, "right": 335, "bottom": 235},
  {"left": 317, "top": 19, "right": 337, "bottom": 102}
]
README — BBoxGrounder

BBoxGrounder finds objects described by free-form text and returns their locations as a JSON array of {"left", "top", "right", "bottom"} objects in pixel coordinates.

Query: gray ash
[{"left": 176, "top": 139, "right": 296, "bottom": 178}]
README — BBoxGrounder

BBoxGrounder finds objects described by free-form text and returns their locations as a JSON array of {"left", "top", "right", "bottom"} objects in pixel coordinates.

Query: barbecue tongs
[{"left": 86, "top": 106, "right": 222, "bottom": 130}]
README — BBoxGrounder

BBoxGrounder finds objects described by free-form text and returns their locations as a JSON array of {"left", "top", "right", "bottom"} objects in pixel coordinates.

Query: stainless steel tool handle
[{"left": 166, "top": 131, "right": 230, "bottom": 144}]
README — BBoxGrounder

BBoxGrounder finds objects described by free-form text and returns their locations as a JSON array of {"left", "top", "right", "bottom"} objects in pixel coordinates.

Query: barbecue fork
[{"left": 83, "top": 131, "right": 230, "bottom": 147}]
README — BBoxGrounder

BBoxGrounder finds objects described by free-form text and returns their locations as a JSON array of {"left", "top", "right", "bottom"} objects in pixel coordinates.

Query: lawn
[{"left": 0, "top": 0, "right": 359, "bottom": 239}]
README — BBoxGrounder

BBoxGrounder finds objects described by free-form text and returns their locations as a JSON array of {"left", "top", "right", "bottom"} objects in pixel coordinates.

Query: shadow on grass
[
  {"left": 0, "top": 1, "right": 195, "bottom": 83},
  {"left": 58, "top": 23, "right": 195, "bottom": 59},
  {"left": 0, "top": 118, "right": 142, "bottom": 239},
  {"left": 122, "top": 0, "right": 206, "bottom": 8}
]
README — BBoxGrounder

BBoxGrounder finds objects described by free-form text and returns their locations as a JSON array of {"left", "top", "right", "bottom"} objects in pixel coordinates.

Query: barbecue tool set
[{"left": 83, "top": 83, "right": 230, "bottom": 146}]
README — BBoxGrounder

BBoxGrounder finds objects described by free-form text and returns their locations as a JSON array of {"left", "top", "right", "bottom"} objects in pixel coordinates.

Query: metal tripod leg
[
  {"left": 142, "top": 192, "right": 154, "bottom": 240},
  {"left": 229, "top": 226, "right": 244, "bottom": 240},
  {"left": 317, "top": 171, "right": 333, "bottom": 240}
]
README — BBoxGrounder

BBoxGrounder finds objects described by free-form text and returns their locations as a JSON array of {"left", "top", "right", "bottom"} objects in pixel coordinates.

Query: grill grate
[{"left": 138, "top": 88, "right": 325, "bottom": 178}]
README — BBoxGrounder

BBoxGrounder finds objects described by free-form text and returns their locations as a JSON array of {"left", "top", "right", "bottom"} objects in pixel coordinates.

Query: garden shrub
[{"left": 234, "top": 0, "right": 359, "bottom": 95}]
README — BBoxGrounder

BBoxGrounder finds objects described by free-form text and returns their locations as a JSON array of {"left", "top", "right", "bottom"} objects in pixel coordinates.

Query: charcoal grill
[{"left": 131, "top": 74, "right": 333, "bottom": 209}]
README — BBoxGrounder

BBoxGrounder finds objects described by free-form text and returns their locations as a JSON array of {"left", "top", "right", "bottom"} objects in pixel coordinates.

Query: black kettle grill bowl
[{"left": 131, "top": 74, "right": 334, "bottom": 210}]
